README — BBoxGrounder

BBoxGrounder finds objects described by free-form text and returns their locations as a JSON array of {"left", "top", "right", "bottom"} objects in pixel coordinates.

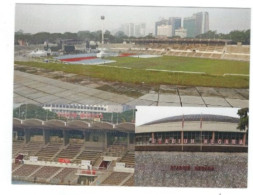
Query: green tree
[
  {"left": 13, "top": 104, "right": 60, "bottom": 120},
  {"left": 237, "top": 107, "right": 249, "bottom": 131}
]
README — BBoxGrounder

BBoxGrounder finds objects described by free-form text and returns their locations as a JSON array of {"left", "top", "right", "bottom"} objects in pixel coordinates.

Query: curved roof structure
[
  {"left": 115, "top": 122, "right": 135, "bottom": 132},
  {"left": 13, "top": 118, "right": 133, "bottom": 132},
  {"left": 143, "top": 114, "right": 239, "bottom": 126},
  {"left": 67, "top": 120, "right": 90, "bottom": 129},
  {"left": 136, "top": 114, "right": 241, "bottom": 134}
]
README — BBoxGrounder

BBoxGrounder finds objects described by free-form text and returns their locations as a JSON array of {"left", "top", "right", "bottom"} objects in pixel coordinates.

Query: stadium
[
  {"left": 134, "top": 107, "right": 248, "bottom": 188},
  {"left": 12, "top": 118, "right": 135, "bottom": 186}
]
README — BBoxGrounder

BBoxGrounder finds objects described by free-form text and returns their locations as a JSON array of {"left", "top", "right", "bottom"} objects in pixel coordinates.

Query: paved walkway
[{"left": 14, "top": 70, "right": 249, "bottom": 108}]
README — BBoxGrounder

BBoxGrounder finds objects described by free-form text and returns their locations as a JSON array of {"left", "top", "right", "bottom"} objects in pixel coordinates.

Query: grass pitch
[{"left": 15, "top": 55, "right": 249, "bottom": 88}]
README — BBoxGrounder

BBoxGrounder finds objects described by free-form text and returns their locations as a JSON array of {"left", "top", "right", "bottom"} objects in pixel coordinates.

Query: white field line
[
  {"left": 146, "top": 69, "right": 206, "bottom": 75},
  {"left": 86, "top": 64, "right": 132, "bottom": 70},
  {"left": 223, "top": 73, "right": 249, "bottom": 77}
]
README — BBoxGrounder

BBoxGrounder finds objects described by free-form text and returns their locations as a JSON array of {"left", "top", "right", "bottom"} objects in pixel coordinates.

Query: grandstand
[
  {"left": 12, "top": 118, "right": 135, "bottom": 186},
  {"left": 136, "top": 114, "right": 248, "bottom": 152},
  {"left": 134, "top": 108, "right": 248, "bottom": 188},
  {"left": 108, "top": 39, "right": 250, "bottom": 61}
]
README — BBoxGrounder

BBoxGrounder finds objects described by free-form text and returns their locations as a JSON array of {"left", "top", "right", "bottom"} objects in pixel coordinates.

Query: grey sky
[
  {"left": 15, "top": 4, "right": 251, "bottom": 34},
  {"left": 135, "top": 107, "right": 239, "bottom": 126}
]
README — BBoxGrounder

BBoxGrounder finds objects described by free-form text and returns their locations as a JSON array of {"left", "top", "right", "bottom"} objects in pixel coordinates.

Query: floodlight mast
[{"left": 101, "top": 16, "right": 105, "bottom": 45}]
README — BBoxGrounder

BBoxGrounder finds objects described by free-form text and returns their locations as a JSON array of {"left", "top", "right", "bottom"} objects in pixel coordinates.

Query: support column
[
  {"left": 63, "top": 130, "right": 69, "bottom": 146},
  {"left": 43, "top": 129, "right": 50, "bottom": 144},
  {"left": 181, "top": 131, "right": 184, "bottom": 151},
  {"left": 104, "top": 132, "right": 108, "bottom": 149},
  {"left": 24, "top": 129, "right": 31, "bottom": 144},
  {"left": 152, "top": 132, "right": 154, "bottom": 142},
  {"left": 212, "top": 131, "right": 215, "bottom": 143},
  {"left": 127, "top": 132, "right": 130, "bottom": 147},
  {"left": 243, "top": 133, "right": 247, "bottom": 146}
]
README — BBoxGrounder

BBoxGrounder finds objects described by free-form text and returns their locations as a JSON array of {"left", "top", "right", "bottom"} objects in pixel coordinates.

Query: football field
[{"left": 15, "top": 55, "right": 249, "bottom": 88}]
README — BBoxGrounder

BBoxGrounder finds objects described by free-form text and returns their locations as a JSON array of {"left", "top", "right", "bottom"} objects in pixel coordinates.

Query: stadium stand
[
  {"left": 122, "top": 175, "right": 134, "bottom": 186},
  {"left": 101, "top": 172, "right": 131, "bottom": 185},
  {"left": 120, "top": 151, "right": 135, "bottom": 168},
  {"left": 36, "top": 143, "right": 63, "bottom": 161},
  {"left": 54, "top": 143, "right": 83, "bottom": 161}
]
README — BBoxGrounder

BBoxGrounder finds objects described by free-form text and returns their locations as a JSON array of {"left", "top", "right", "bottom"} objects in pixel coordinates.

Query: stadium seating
[
  {"left": 12, "top": 141, "right": 25, "bottom": 158},
  {"left": 35, "top": 143, "right": 63, "bottom": 161},
  {"left": 122, "top": 175, "right": 134, "bottom": 186},
  {"left": 74, "top": 150, "right": 102, "bottom": 165},
  {"left": 19, "top": 141, "right": 44, "bottom": 158},
  {"left": 12, "top": 164, "right": 41, "bottom": 177},
  {"left": 101, "top": 172, "right": 131, "bottom": 185},
  {"left": 31, "top": 166, "right": 60, "bottom": 180},
  {"left": 55, "top": 143, "right": 83, "bottom": 161},
  {"left": 120, "top": 151, "right": 135, "bottom": 168}
]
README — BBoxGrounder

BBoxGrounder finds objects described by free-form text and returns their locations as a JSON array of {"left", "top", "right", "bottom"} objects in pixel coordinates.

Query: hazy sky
[
  {"left": 135, "top": 107, "right": 239, "bottom": 126},
  {"left": 15, "top": 4, "right": 251, "bottom": 34}
]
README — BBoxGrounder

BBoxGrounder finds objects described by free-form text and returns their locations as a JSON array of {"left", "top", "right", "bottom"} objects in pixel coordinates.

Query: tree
[
  {"left": 237, "top": 107, "right": 249, "bottom": 131},
  {"left": 13, "top": 104, "right": 60, "bottom": 120}
]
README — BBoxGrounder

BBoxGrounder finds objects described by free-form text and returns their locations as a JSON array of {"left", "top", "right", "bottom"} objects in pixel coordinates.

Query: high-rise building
[
  {"left": 157, "top": 24, "right": 172, "bottom": 37},
  {"left": 169, "top": 17, "right": 182, "bottom": 36},
  {"left": 134, "top": 23, "right": 146, "bottom": 37},
  {"left": 183, "top": 16, "right": 196, "bottom": 38},
  {"left": 155, "top": 17, "right": 181, "bottom": 37},
  {"left": 195, "top": 12, "right": 209, "bottom": 35},
  {"left": 183, "top": 12, "right": 209, "bottom": 38},
  {"left": 175, "top": 28, "right": 187, "bottom": 38},
  {"left": 122, "top": 23, "right": 146, "bottom": 37}
]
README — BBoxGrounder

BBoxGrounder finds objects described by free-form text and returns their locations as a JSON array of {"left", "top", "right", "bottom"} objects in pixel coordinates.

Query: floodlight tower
[{"left": 101, "top": 16, "right": 105, "bottom": 45}]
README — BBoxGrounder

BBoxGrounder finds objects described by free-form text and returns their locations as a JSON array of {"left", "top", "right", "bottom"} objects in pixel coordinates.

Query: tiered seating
[
  {"left": 12, "top": 164, "right": 40, "bottom": 177},
  {"left": 19, "top": 141, "right": 44, "bottom": 157},
  {"left": 51, "top": 168, "right": 75, "bottom": 182},
  {"left": 122, "top": 175, "right": 134, "bottom": 186},
  {"left": 106, "top": 144, "right": 127, "bottom": 157},
  {"left": 31, "top": 166, "right": 60, "bottom": 179},
  {"left": 101, "top": 172, "right": 131, "bottom": 185},
  {"left": 12, "top": 163, "right": 22, "bottom": 171},
  {"left": 212, "top": 54, "right": 222, "bottom": 58},
  {"left": 120, "top": 151, "right": 135, "bottom": 168},
  {"left": 36, "top": 143, "right": 62, "bottom": 161},
  {"left": 12, "top": 141, "right": 25, "bottom": 158},
  {"left": 55, "top": 143, "right": 83, "bottom": 161},
  {"left": 74, "top": 150, "right": 102, "bottom": 165},
  {"left": 202, "top": 53, "right": 212, "bottom": 58}
]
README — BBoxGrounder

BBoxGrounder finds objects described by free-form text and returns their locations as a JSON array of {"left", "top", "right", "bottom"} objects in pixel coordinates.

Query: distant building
[
  {"left": 43, "top": 104, "right": 126, "bottom": 120},
  {"left": 122, "top": 23, "right": 146, "bottom": 37},
  {"left": 134, "top": 23, "right": 146, "bottom": 37},
  {"left": 183, "top": 16, "right": 196, "bottom": 38},
  {"left": 175, "top": 28, "right": 187, "bottom": 38},
  {"left": 157, "top": 24, "right": 172, "bottom": 37},
  {"left": 183, "top": 12, "right": 209, "bottom": 38},
  {"left": 155, "top": 17, "right": 181, "bottom": 37}
]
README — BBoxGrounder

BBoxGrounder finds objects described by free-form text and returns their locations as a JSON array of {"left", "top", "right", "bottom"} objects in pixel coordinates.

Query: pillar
[
  {"left": 212, "top": 131, "right": 215, "bottom": 143},
  {"left": 243, "top": 133, "right": 247, "bottom": 146},
  {"left": 43, "top": 129, "right": 50, "bottom": 144},
  {"left": 152, "top": 132, "right": 154, "bottom": 141},
  {"left": 127, "top": 132, "right": 130, "bottom": 147},
  {"left": 181, "top": 131, "right": 184, "bottom": 144},
  {"left": 104, "top": 132, "right": 108, "bottom": 148},
  {"left": 63, "top": 130, "right": 69, "bottom": 146},
  {"left": 24, "top": 129, "right": 31, "bottom": 144}
]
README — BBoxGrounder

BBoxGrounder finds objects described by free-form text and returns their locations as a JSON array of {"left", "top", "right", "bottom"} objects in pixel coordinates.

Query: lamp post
[{"left": 101, "top": 16, "right": 105, "bottom": 45}]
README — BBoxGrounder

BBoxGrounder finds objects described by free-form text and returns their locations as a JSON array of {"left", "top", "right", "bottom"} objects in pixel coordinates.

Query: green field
[
  {"left": 108, "top": 56, "right": 249, "bottom": 75},
  {"left": 15, "top": 55, "right": 249, "bottom": 88}
]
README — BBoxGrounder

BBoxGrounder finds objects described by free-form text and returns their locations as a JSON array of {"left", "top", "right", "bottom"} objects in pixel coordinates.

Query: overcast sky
[
  {"left": 15, "top": 4, "right": 251, "bottom": 34},
  {"left": 136, "top": 106, "right": 240, "bottom": 126}
]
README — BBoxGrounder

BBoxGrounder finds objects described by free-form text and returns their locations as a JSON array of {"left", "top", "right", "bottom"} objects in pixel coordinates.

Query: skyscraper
[
  {"left": 155, "top": 17, "right": 182, "bottom": 37},
  {"left": 183, "top": 12, "right": 209, "bottom": 38}
]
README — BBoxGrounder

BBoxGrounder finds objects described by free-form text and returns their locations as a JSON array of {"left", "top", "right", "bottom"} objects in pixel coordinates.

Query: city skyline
[{"left": 15, "top": 4, "right": 251, "bottom": 35}]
